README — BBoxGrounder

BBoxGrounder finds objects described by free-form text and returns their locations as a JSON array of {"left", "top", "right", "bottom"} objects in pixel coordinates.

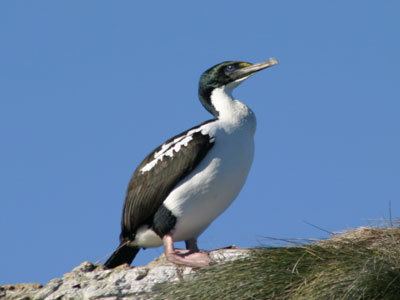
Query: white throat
[{"left": 210, "top": 85, "right": 254, "bottom": 125}]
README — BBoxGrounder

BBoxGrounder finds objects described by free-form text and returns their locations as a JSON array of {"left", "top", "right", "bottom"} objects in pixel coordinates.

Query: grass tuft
[{"left": 155, "top": 227, "right": 400, "bottom": 299}]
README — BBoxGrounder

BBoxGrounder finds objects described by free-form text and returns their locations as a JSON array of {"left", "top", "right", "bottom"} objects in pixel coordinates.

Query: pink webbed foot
[
  {"left": 166, "top": 250, "right": 211, "bottom": 268},
  {"left": 163, "top": 235, "right": 210, "bottom": 268}
]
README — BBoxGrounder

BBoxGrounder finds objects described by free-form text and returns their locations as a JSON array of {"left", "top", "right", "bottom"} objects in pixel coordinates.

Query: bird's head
[{"left": 198, "top": 58, "right": 278, "bottom": 117}]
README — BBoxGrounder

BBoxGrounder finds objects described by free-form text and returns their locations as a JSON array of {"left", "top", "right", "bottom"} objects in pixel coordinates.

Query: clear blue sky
[{"left": 1, "top": 1, "right": 399, "bottom": 284}]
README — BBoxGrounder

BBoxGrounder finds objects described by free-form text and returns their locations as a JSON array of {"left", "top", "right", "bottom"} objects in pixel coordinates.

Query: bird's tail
[{"left": 104, "top": 243, "right": 140, "bottom": 269}]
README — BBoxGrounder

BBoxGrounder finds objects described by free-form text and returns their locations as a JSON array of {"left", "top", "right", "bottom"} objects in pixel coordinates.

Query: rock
[
  {"left": 1, "top": 248, "right": 250, "bottom": 300},
  {"left": 0, "top": 283, "right": 43, "bottom": 300}
]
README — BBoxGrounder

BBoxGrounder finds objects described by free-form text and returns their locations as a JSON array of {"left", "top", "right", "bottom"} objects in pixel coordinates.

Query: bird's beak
[{"left": 232, "top": 58, "right": 279, "bottom": 81}]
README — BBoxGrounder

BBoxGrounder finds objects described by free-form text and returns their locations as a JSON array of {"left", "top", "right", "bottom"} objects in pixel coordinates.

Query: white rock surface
[{"left": 1, "top": 248, "right": 250, "bottom": 300}]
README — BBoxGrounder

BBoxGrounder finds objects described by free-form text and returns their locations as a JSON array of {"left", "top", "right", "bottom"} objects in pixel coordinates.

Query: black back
[{"left": 120, "top": 119, "right": 216, "bottom": 241}]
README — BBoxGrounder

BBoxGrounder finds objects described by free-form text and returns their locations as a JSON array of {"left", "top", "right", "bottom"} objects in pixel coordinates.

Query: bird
[{"left": 104, "top": 57, "right": 278, "bottom": 268}]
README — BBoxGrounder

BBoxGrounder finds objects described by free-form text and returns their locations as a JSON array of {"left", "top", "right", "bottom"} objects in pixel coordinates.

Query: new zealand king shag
[{"left": 104, "top": 58, "right": 278, "bottom": 268}]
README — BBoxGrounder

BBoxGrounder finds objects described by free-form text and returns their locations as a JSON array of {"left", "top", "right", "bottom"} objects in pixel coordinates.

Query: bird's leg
[
  {"left": 185, "top": 238, "right": 199, "bottom": 251},
  {"left": 163, "top": 234, "right": 210, "bottom": 268}
]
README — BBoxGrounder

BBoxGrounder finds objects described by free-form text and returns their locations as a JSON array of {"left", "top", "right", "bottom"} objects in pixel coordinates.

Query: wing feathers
[{"left": 120, "top": 120, "right": 216, "bottom": 240}]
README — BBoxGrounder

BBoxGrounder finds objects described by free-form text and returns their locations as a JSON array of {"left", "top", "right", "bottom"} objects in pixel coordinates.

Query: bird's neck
[{"left": 210, "top": 86, "right": 253, "bottom": 124}]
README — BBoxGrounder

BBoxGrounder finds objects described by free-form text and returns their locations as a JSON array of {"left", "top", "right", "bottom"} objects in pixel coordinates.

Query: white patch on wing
[
  {"left": 140, "top": 123, "right": 215, "bottom": 173},
  {"left": 153, "top": 135, "right": 186, "bottom": 160}
]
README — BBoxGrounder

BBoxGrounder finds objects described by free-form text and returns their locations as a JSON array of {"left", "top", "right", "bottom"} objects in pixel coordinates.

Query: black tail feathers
[{"left": 104, "top": 243, "right": 140, "bottom": 269}]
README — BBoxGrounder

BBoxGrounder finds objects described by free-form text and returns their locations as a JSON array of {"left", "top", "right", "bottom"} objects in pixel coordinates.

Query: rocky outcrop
[
  {"left": 4, "top": 228, "right": 400, "bottom": 299},
  {"left": 1, "top": 248, "right": 250, "bottom": 300}
]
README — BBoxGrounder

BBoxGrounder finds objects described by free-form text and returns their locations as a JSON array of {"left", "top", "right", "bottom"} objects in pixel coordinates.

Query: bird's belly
[{"left": 164, "top": 135, "right": 255, "bottom": 242}]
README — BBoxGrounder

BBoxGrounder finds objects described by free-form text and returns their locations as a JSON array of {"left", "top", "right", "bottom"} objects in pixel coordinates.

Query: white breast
[{"left": 164, "top": 103, "right": 256, "bottom": 241}]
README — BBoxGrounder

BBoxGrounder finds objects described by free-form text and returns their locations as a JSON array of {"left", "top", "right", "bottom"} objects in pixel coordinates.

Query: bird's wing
[{"left": 120, "top": 119, "right": 216, "bottom": 240}]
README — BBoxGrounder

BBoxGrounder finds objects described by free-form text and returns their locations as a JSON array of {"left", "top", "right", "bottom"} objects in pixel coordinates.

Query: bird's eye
[{"left": 224, "top": 65, "right": 236, "bottom": 74}]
